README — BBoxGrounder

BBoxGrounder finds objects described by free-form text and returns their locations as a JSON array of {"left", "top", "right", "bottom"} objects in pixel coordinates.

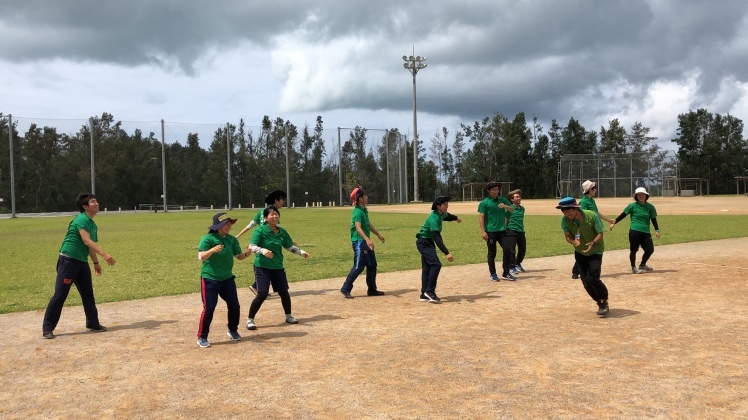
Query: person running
[
  {"left": 557, "top": 197, "right": 609, "bottom": 317},
  {"left": 477, "top": 181, "right": 514, "bottom": 281},
  {"left": 236, "top": 190, "right": 287, "bottom": 295},
  {"left": 505, "top": 189, "right": 527, "bottom": 275},
  {"left": 340, "top": 186, "right": 386, "bottom": 299},
  {"left": 42, "top": 193, "right": 117, "bottom": 339},
  {"left": 196, "top": 212, "right": 253, "bottom": 348},
  {"left": 572, "top": 180, "right": 614, "bottom": 279},
  {"left": 245, "top": 206, "right": 309, "bottom": 330},
  {"left": 416, "top": 196, "right": 462, "bottom": 303},
  {"left": 610, "top": 187, "right": 661, "bottom": 274}
]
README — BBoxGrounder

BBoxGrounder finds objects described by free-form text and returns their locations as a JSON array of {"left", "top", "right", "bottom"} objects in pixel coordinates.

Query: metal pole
[
  {"left": 285, "top": 124, "right": 290, "bottom": 207},
  {"left": 226, "top": 122, "right": 232, "bottom": 209},
  {"left": 161, "top": 119, "right": 167, "bottom": 212},
  {"left": 338, "top": 127, "right": 343, "bottom": 206},
  {"left": 411, "top": 71, "right": 419, "bottom": 202},
  {"left": 386, "top": 130, "right": 391, "bottom": 204},
  {"left": 89, "top": 117, "right": 95, "bottom": 194},
  {"left": 8, "top": 114, "right": 16, "bottom": 218},
  {"left": 403, "top": 134, "right": 408, "bottom": 202},
  {"left": 398, "top": 133, "right": 403, "bottom": 203}
]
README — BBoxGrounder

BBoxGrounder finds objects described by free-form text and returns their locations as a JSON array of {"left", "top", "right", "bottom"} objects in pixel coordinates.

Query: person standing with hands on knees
[
  {"left": 610, "top": 187, "right": 661, "bottom": 274},
  {"left": 340, "top": 186, "right": 386, "bottom": 299},
  {"left": 557, "top": 197, "right": 609, "bottom": 317},
  {"left": 245, "top": 206, "right": 309, "bottom": 330},
  {"left": 416, "top": 196, "right": 462, "bottom": 303},
  {"left": 196, "top": 212, "right": 253, "bottom": 348},
  {"left": 42, "top": 193, "right": 116, "bottom": 339}
]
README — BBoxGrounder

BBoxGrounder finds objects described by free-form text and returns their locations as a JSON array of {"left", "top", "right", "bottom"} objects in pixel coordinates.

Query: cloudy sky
[{"left": 2, "top": 0, "right": 748, "bottom": 152}]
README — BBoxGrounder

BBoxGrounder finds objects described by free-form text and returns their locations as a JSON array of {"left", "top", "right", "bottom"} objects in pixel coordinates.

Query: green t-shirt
[
  {"left": 506, "top": 204, "right": 525, "bottom": 233},
  {"left": 199, "top": 231, "right": 242, "bottom": 281},
  {"left": 350, "top": 205, "right": 370, "bottom": 242},
  {"left": 622, "top": 201, "right": 658, "bottom": 233},
  {"left": 561, "top": 209, "right": 605, "bottom": 255},
  {"left": 416, "top": 211, "right": 447, "bottom": 239},
  {"left": 478, "top": 196, "right": 511, "bottom": 232},
  {"left": 579, "top": 195, "right": 599, "bottom": 213},
  {"left": 59, "top": 213, "right": 98, "bottom": 262},
  {"left": 251, "top": 224, "right": 294, "bottom": 270}
]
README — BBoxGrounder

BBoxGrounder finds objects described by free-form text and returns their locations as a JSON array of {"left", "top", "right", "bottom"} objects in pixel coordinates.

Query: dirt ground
[{"left": 1, "top": 197, "right": 746, "bottom": 419}]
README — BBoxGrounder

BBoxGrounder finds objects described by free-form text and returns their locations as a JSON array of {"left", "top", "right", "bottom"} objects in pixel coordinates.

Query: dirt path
[{"left": 1, "top": 237, "right": 746, "bottom": 418}]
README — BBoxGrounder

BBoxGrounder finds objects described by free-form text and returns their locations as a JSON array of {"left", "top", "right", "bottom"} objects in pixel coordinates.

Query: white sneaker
[
  {"left": 246, "top": 318, "right": 257, "bottom": 330},
  {"left": 632, "top": 267, "right": 644, "bottom": 274}
]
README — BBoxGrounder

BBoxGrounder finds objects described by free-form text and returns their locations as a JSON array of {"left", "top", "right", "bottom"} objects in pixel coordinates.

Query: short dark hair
[
  {"left": 263, "top": 205, "right": 280, "bottom": 219},
  {"left": 76, "top": 193, "right": 96, "bottom": 212}
]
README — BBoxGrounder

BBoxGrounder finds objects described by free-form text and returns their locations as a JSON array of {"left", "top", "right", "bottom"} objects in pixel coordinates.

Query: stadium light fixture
[{"left": 402, "top": 49, "right": 427, "bottom": 202}]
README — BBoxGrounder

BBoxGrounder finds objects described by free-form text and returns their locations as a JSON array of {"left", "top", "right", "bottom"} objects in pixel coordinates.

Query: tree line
[{"left": 0, "top": 108, "right": 746, "bottom": 213}]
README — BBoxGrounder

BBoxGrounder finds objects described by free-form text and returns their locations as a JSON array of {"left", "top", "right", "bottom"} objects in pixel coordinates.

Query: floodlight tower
[{"left": 402, "top": 49, "right": 427, "bottom": 202}]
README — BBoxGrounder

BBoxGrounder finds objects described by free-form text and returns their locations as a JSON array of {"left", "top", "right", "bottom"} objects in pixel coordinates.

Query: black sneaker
[
  {"left": 572, "top": 273, "right": 580, "bottom": 279},
  {"left": 340, "top": 290, "right": 354, "bottom": 299},
  {"left": 422, "top": 292, "right": 440, "bottom": 303},
  {"left": 86, "top": 325, "right": 107, "bottom": 332},
  {"left": 43, "top": 330, "right": 55, "bottom": 339},
  {"left": 367, "top": 290, "right": 385, "bottom": 296},
  {"left": 286, "top": 315, "right": 299, "bottom": 324},
  {"left": 596, "top": 301, "right": 610, "bottom": 316},
  {"left": 501, "top": 273, "right": 517, "bottom": 281},
  {"left": 226, "top": 330, "right": 241, "bottom": 341}
]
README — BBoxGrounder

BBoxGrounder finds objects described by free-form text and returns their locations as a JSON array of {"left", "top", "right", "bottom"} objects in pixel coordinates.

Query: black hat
[
  {"left": 209, "top": 212, "right": 238, "bottom": 230},
  {"left": 485, "top": 181, "right": 501, "bottom": 191},
  {"left": 264, "top": 190, "right": 287, "bottom": 205},
  {"left": 431, "top": 196, "right": 451, "bottom": 210}
]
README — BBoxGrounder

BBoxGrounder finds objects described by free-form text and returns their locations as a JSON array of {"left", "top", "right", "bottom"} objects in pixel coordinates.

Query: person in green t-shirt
[
  {"left": 504, "top": 189, "right": 526, "bottom": 274},
  {"left": 572, "top": 180, "right": 614, "bottom": 279},
  {"left": 235, "top": 190, "right": 287, "bottom": 295},
  {"left": 416, "top": 196, "right": 462, "bottom": 303},
  {"left": 196, "top": 212, "right": 253, "bottom": 348},
  {"left": 477, "top": 181, "right": 514, "bottom": 281},
  {"left": 610, "top": 187, "right": 661, "bottom": 274},
  {"left": 340, "top": 187, "right": 386, "bottom": 299},
  {"left": 245, "top": 206, "right": 309, "bottom": 330},
  {"left": 42, "top": 193, "right": 117, "bottom": 339},
  {"left": 557, "top": 197, "right": 609, "bottom": 317}
]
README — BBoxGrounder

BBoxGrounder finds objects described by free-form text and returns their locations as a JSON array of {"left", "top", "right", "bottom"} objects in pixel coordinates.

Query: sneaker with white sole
[
  {"left": 515, "top": 263, "right": 526, "bottom": 273},
  {"left": 510, "top": 265, "right": 520, "bottom": 275},
  {"left": 639, "top": 264, "right": 653, "bottom": 271},
  {"left": 286, "top": 315, "right": 298, "bottom": 324},
  {"left": 501, "top": 272, "right": 517, "bottom": 281},
  {"left": 246, "top": 318, "right": 257, "bottom": 330},
  {"left": 86, "top": 324, "right": 107, "bottom": 332},
  {"left": 632, "top": 267, "right": 644, "bottom": 274},
  {"left": 226, "top": 330, "right": 241, "bottom": 341},
  {"left": 596, "top": 300, "right": 610, "bottom": 316},
  {"left": 422, "top": 292, "right": 440, "bottom": 303},
  {"left": 490, "top": 273, "right": 500, "bottom": 282},
  {"left": 197, "top": 337, "right": 211, "bottom": 348}
]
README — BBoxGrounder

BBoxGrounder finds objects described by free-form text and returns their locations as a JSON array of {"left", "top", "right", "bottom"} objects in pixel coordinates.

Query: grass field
[{"left": 2, "top": 207, "right": 748, "bottom": 313}]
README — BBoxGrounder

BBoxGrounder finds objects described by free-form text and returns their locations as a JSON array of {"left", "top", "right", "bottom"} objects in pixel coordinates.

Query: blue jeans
[{"left": 341, "top": 240, "right": 378, "bottom": 293}]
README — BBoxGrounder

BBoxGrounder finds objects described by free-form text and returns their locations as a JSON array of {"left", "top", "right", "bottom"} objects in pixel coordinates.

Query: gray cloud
[{"left": 2, "top": 0, "right": 748, "bottom": 140}]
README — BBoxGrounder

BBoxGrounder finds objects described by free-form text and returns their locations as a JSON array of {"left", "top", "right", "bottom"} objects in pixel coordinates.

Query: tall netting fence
[
  {"left": 0, "top": 114, "right": 410, "bottom": 214},
  {"left": 331, "top": 127, "right": 409, "bottom": 206},
  {"left": 557, "top": 151, "right": 679, "bottom": 198}
]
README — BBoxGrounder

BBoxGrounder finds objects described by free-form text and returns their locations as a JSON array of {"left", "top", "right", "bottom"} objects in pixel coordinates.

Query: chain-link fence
[{"left": 557, "top": 151, "right": 679, "bottom": 198}]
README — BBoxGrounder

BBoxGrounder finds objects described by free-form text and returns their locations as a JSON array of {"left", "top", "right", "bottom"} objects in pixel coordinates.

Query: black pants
[
  {"left": 486, "top": 231, "right": 512, "bottom": 276},
  {"left": 249, "top": 267, "right": 292, "bottom": 318},
  {"left": 629, "top": 230, "right": 654, "bottom": 267},
  {"left": 416, "top": 238, "right": 441, "bottom": 294},
  {"left": 197, "top": 276, "right": 240, "bottom": 338},
  {"left": 574, "top": 252, "right": 608, "bottom": 302},
  {"left": 43, "top": 256, "right": 100, "bottom": 332},
  {"left": 505, "top": 230, "right": 526, "bottom": 266}
]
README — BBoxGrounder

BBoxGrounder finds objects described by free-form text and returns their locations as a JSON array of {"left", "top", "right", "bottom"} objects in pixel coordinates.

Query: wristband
[{"left": 655, "top": 230, "right": 660, "bottom": 233}]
